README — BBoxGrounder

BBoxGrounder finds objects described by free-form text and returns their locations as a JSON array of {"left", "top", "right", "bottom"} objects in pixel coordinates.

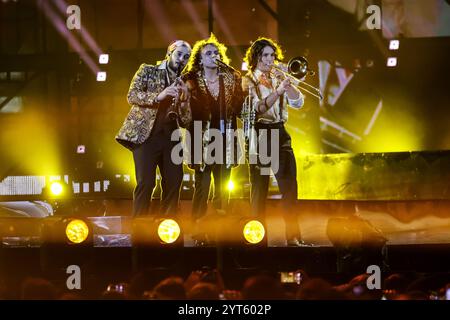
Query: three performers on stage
[{"left": 116, "top": 34, "right": 313, "bottom": 247}]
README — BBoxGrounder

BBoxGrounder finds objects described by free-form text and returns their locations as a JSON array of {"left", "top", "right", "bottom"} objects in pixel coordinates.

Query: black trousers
[
  {"left": 249, "top": 123, "right": 301, "bottom": 240},
  {"left": 192, "top": 164, "right": 231, "bottom": 221},
  {"left": 132, "top": 129, "right": 183, "bottom": 216}
]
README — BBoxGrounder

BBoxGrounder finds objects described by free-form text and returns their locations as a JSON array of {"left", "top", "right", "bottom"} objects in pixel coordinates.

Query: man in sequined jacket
[{"left": 116, "top": 40, "right": 192, "bottom": 216}]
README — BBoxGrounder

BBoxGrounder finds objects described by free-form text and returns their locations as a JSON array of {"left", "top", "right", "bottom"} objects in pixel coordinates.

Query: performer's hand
[
  {"left": 285, "top": 75, "right": 305, "bottom": 91},
  {"left": 272, "top": 67, "right": 285, "bottom": 80},
  {"left": 178, "top": 81, "right": 189, "bottom": 103},
  {"left": 276, "top": 78, "right": 290, "bottom": 95},
  {"left": 156, "top": 85, "right": 179, "bottom": 101}
]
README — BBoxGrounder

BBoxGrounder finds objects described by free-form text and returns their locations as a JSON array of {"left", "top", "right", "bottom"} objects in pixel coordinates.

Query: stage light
[
  {"left": 41, "top": 217, "right": 93, "bottom": 245},
  {"left": 157, "top": 219, "right": 181, "bottom": 244},
  {"left": 96, "top": 71, "right": 107, "bottom": 81},
  {"left": 389, "top": 40, "right": 400, "bottom": 50},
  {"left": 241, "top": 62, "right": 248, "bottom": 71},
  {"left": 40, "top": 217, "right": 94, "bottom": 272},
  {"left": 50, "top": 181, "right": 64, "bottom": 196},
  {"left": 76, "top": 145, "right": 85, "bottom": 153},
  {"left": 227, "top": 180, "right": 235, "bottom": 191},
  {"left": 365, "top": 59, "right": 374, "bottom": 68},
  {"left": 132, "top": 217, "right": 184, "bottom": 247},
  {"left": 65, "top": 219, "right": 90, "bottom": 244},
  {"left": 223, "top": 218, "right": 268, "bottom": 270},
  {"left": 99, "top": 54, "right": 109, "bottom": 64},
  {"left": 216, "top": 217, "right": 267, "bottom": 247},
  {"left": 387, "top": 57, "right": 397, "bottom": 67},
  {"left": 242, "top": 220, "right": 265, "bottom": 244},
  {"left": 132, "top": 217, "right": 184, "bottom": 270}
]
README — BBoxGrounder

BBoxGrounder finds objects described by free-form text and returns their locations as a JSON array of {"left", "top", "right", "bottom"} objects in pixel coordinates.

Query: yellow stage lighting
[
  {"left": 243, "top": 220, "right": 265, "bottom": 244},
  {"left": 50, "top": 181, "right": 64, "bottom": 196},
  {"left": 65, "top": 219, "right": 90, "bottom": 244},
  {"left": 157, "top": 219, "right": 181, "bottom": 244},
  {"left": 227, "top": 180, "right": 235, "bottom": 191}
]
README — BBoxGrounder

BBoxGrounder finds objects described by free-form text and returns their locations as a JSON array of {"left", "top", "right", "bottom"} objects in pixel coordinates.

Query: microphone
[{"left": 215, "top": 59, "right": 240, "bottom": 74}]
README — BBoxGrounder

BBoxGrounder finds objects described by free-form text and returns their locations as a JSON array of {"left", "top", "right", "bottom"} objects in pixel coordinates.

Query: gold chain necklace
[
  {"left": 204, "top": 76, "right": 219, "bottom": 98},
  {"left": 207, "top": 82, "right": 219, "bottom": 98},
  {"left": 205, "top": 76, "right": 218, "bottom": 84}
]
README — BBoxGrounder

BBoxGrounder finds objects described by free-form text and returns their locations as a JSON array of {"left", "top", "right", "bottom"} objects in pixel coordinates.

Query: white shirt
[{"left": 248, "top": 69, "right": 304, "bottom": 124}]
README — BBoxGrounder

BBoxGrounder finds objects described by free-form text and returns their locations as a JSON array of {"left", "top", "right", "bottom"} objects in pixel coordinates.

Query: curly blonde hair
[{"left": 183, "top": 33, "right": 231, "bottom": 73}]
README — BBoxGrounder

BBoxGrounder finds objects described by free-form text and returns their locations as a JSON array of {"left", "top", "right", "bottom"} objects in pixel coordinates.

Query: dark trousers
[
  {"left": 192, "top": 164, "right": 231, "bottom": 221},
  {"left": 132, "top": 130, "right": 183, "bottom": 216},
  {"left": 249, "top": 123, "right": 301, "bottom": 240}
]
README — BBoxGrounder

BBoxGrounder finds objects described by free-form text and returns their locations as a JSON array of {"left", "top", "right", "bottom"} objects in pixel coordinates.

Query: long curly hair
[
  {"left": 183, "top": 33, "right": 231, "bottom": 74},
  {"left": 244, "top": 37, "right": 284, "bottom": 72}
]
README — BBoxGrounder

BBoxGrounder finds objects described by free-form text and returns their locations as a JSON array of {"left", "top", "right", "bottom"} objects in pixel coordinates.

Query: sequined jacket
[{"left": 115, "top": 61, "right": 192, "bottom": 150}]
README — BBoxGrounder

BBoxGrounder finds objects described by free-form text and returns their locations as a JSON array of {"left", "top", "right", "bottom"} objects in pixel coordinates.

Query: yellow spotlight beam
[
  {"left": 50, "top": 181, "right": 64, "bottom": 196},
  {"left": 227, "top": 180, "right": 235, "bottom": 192}
]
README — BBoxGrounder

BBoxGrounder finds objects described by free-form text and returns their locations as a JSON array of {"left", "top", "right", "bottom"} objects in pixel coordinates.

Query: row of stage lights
[
  {"left": 387, "top": 39, "right": 400, "bottom": 67},
  {"left": 62, "top": 216, "right": 265, "bottom": 246},
  {"left": 46, "top": 181, "right": 265, "bottom": 246},
  {"left": 96, "top": 41, "right": 400, "bottom": 81},
  {"left": 94, "top": 54, "right": 246, "bottom": 82},
  {"left": 0, "top": 215, "right": 267, "bottom": 274},
  {"left": 96, "top": 54, "right": 109, "bottom": 82},
  {"left": 61, "top": 217, "right": 183, "bottom": 245},
  {"left": 0, "top": 183, "right": 267, "bottom": 272}
]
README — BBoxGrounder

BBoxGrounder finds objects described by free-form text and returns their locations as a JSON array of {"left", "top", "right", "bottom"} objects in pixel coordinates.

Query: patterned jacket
[
  {"left": 183, "top": 67, "right": 244, "bottom": 170},
  {"left": 115, "top": 60, "right": 192, "bottom": 150}
]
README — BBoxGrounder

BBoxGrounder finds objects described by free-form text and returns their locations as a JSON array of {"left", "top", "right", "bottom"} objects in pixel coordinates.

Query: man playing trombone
[{"left": 242, "top": 37, "right": 307, "bottom": 246}]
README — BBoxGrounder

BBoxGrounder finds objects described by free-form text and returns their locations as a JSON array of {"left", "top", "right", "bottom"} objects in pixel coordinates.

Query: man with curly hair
[{"left": 182, "top": 34, "right": 244, "bottom": 246}]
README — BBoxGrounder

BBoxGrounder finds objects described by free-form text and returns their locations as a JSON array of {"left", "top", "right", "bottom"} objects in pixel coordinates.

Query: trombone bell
[
  {"left": 288, "top": 56, "right": 312, "bottom": 78},
  {"left": 272, "top": 56, "right": 322, "bottom": 100}
]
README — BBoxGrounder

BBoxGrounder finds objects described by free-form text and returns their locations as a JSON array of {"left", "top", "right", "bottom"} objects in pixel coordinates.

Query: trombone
[{"left": 271, "top": 56, "right": 323, "bottom": 100}]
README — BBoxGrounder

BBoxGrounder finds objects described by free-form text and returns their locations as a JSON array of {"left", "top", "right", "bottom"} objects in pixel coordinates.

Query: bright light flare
[
  {"left": 157, "top": 219, "right": 181, "bottom": 244},
  {"left": 243, "top": 220, "right": 265, "bottom": 244}
]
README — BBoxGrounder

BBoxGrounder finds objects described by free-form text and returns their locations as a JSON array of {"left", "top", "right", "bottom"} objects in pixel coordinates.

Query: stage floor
[
  {"left": 96, "top": 199, "right": 450, "bottom": 246},
  {"left": 2, "top": 199, "right": 450, "bottom": 247},
  {"left": 2, "top": 200, "right": 450, "bottom": 292}
]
